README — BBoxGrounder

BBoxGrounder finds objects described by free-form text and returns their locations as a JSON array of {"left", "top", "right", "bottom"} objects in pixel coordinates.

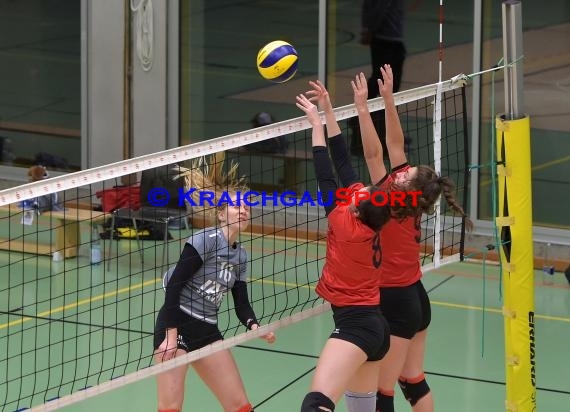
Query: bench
[
  {"left": 227, "top": 147, "right": 312, "bottom": 193},
  {"left": 0, "top": 204, "right": 108, "bottom": 259}
]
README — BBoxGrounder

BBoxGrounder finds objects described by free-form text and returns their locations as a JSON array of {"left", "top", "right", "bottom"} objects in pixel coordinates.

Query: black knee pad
[
  {"left": 398, "top": 377, "right": 430, "bottom": 406},
  {"left": 301, "top": 391, "right": 335, "bottom": 412}
]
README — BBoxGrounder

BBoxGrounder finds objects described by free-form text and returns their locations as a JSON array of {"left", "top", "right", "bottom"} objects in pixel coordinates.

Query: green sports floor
[{"left": 1, "top": 229, "right": 569, "bottom": 412}]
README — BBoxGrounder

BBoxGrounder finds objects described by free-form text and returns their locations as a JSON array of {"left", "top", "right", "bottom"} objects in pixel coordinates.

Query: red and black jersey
[
  {"left": 316, "top": 182, "right": 383, "bottom": 306},
  {"left": 377, "top": 164, "right": 422, "bottom": 287}
]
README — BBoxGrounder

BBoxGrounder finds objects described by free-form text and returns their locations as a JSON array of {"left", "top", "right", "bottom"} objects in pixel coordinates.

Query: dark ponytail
[
  {"left": 437, "top": 176, "right": 474, "bottom": 231},
  {"left": 392, "top": 165, "right": 473, "bottom": 231}
]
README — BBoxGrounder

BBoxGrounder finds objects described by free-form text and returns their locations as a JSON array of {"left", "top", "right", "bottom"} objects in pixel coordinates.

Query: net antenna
[{"left": 431, "top": 0, "right": 445, "bottom": 267}]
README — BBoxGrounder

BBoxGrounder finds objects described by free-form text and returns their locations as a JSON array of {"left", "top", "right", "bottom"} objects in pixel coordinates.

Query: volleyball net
[{"left": 0, "top": 78, "right": 469, "bottom": 411}]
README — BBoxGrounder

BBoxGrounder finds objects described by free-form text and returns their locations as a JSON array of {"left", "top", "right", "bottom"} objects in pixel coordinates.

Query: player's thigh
[
  {"left": 314, "top": 306, "right": 389, "bottom": 401},
  {"left": 347, "top": 359, "right": 382, "bottom": 394},
  {"left": 311, "top": 337, "right": 369, "bottom": 404},
  {"left": 377, "top": 334, "right": 411, "bottom": 389},
  {"left": 156, "top": 349, "right": 190, "bottom": 409},
  {"left": 401, "top": 329, "right": 429, "bottom": 378},
  {"left": 192, "top": 348, "right": 249, "bottom": 410}
]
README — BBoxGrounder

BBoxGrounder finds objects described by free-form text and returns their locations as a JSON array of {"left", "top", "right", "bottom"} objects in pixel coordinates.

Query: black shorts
[
  {"left": 380, "top": 280, "right": 431, "bottom": 340},
  {"left": 330, "top": 305, "right": 390, "bottom": 362},
  {"left": 153, "top": 306, "right": 223, "bottom": 352}
]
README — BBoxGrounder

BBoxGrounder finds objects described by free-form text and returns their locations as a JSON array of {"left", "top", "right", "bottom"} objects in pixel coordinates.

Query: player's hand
[
  {"left": 296, "top": 94, "right": 321, "bottom": 127},
  {"left": 155, "top": 329, "right": 179, "bottom": 362},
  {"left": 261, "top": 331, "right": 276, "bottom": 344},
  {"left": 250, "top": 324, "right": 276, "bottom": 344},
  {"left": 351, "top": 72, "right": 369, "bottom": 112},
  {"left": 378, "top": 64, "right": 394, "bottom": 101},
  {"left": 305, "top": 80, "right": 332, "bottom": 111}
]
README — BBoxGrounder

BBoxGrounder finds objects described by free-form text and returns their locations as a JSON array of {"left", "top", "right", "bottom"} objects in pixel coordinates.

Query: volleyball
[{"left": 256, "top": 40, "right": 298, "bottom": 83}]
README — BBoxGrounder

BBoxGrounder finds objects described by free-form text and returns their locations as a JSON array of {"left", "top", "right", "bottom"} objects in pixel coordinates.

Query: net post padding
[{"left": 495, "top": 115, "right": 535, "bottom": 412}]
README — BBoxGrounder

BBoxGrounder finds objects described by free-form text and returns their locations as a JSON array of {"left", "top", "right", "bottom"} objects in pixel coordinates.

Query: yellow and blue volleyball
[{"left": 256, "top": 40, "right": 298, "bottom": 83}]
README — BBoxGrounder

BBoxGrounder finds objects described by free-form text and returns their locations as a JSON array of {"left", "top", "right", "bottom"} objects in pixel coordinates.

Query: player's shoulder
[
  {"left": 192, "top": 227, "right": 221, "bottom": 240},
  {"left": 187, "top": 227, "right": 220, "bottom": 248},
  {"left": 201, "top": 227, "right": 221, "bottom": 237}
]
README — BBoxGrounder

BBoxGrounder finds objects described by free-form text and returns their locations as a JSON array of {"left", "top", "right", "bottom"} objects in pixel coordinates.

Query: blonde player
[{"left": 153, "top": 182, "right": 275, "bottom": 412}]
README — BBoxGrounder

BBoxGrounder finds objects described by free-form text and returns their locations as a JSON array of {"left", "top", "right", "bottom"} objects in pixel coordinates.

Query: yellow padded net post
[{"left": 496, "top": 114, "right": 536, "bottom": 412}]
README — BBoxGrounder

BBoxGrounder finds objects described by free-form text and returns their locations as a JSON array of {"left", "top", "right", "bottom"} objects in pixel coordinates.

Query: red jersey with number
[
  {"left": 378, "top": 165, "right": 422, "bottom": 287},
  {"left": 316, "top": 183, "right": 383, "bottom": 306}
]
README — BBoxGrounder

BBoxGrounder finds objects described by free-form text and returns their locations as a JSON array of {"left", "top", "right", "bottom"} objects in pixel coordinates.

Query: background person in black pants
[{"left": 350, "top": 0, "right": 408, "bottom": 157}]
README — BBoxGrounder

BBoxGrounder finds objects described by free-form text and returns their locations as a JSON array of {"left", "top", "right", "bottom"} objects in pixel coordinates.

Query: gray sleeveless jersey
[{"left": 163, "top": 227, "right": 247, "bottom": 324}]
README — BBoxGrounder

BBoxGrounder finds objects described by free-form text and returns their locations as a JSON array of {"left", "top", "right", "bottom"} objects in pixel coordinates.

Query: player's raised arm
[
  {"left": 380, "top": 64, "right": 407, "bottom": 168},
  {"left": 296, "top": 93, "right": 326, "bottom": 148},
  {"left": 297, "top": 92, "right": 338, "bottom": 216},
  {"left": 352, "top": 72, "right": 387, "bottom": 184},
  {"left": 305, "top": 79, "right": 341, "bottom": 138},
  {"left": 306, "top": 80, "right": 358, "bottom": 188}
]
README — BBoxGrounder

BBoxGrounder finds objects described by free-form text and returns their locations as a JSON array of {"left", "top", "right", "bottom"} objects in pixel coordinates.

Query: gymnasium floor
[{"left": 1, "top": 230, "right": 569, "bottom": 412}]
